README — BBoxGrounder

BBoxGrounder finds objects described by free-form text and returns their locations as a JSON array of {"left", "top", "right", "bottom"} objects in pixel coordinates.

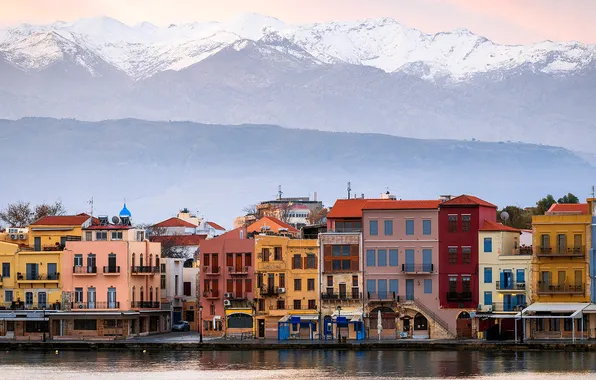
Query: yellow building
[
  {"left": 524, "top": 203, "right": 591, "bottom": 339},
  {"left": 254, "top": 234, "right": 319, "bottom": 339}
]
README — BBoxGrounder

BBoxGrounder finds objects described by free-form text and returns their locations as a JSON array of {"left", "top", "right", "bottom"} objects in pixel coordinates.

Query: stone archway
[
  {"left": 414, "top": 313, "right": 428, "bottom": 331},
  {"left": 456, "top": 311, "right": 473, "bottom": 338},
  {"left": 369, "top": 306, "right": 397, "bottom": 330}
]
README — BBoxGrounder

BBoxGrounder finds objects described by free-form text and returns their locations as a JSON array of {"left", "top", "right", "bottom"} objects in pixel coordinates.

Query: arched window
[
  {"left": 156, "top": 256, "right": 160, "bottom": 269},
  {"left": 155, "top": 288, "right": 159, "bottom": 304},
  {"left": 140, "top": 286, "right": 144, "bottom": 303},
  {"left": 149, "top": 254, "right": 153, "bottom": 268},
  {"left": 414, "top": 313, "right": 428, "bottom": 331},
  {"left": 132, "top": 286, "right": 136, "bottom": 305},
  {"left": 149, "top": 286, "right": 153, "bottom": 302},
  {"left": 140, "top": 253, "right": 144, "bottom": 268},
  {"left": 132, "top": 253, "right": 136, "bottom": 268}
]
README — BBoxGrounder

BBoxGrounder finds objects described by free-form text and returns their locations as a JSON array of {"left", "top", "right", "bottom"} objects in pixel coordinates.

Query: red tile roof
[
  {"left": 85, "top": 225, "right": 132, "bottom": 230},
  {"left": 327, "top": 199, "right": 375, "bottom": 219},
  {"left": 440, "top": 195, "right": 496, "bottom": 208},
  {"left": 207, "top": 221, "right": 226, "bottom": 231},
  {"left": 479, "top": 220, "right": 520, "bottom": 232},
  {"left": 153, "top": 217, "right": 197, "bottom": 228},
  {"left": 30, "top": 213, "right": 92, "bottom": 226},
  {"left": 150, "top": 234, "right": 207, "bottom": 246},
  {"left": 247, "top": 216, "right": 299, "bottom": 234},
  {"left": 363, "top": 200, "right": 441, "bottom": 210},
  {"left": 547, "top": 203, "right": 589, "bottom": 214}
]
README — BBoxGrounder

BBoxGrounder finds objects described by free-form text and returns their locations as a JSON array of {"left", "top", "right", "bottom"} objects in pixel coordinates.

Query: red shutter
[{"left": 303, "top": 256, "right": 307, "bottom": 269}]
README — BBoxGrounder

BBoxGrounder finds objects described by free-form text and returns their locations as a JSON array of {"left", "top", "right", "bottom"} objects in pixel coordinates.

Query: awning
[
  {"left": 0, "top": 317, "right": 48, "bottom": 321},
  {"left": 581, "top": 304, "right": 596, "bottom": 313},
  {"left": 521, "top": 302, "right": 590, "bottom": 318},
  {"left": 283, "top": 314, "right": 319, "bottom": 322},
  {"left": 475, "top": 313, "right": 520, "bottom": 319}
]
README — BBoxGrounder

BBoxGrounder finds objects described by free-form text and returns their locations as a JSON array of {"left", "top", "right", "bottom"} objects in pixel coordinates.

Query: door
[
  {"left": 558, "top": 271, "right": 566, "bottom": 289},
  {"left": 235, "top": 278, "right": 243, "bottom": 299},
  {"left": 405, "top": 249, "right": 415, "bottom": 272},
  {"left": 258, "top": 319, "right": 265, "bottom": 338},
  {"left": 88, "top": 288, "right": 96, "bottom": 309},
  {"left": 25, "top": 291, "right": 33, "bottom": 307},
  {"left": 34, "top": 237, "right": 41, "bottom": 251},
  {"left": 339, "top": 283, "right": 347, "bottom": 299},
  {"left": 403, "top": 318, "right": 410, "bottom": 332},
  {"left": 108, "top": 288, "right": 116, "bottom": 309},
  {"left": 557, "top": 234, "right": 566, "bottom": 254},
  {"left": 7, "top": 321, "right": 14, "bottom": 332},
  {"left": 235, "top": 254, "right": 242, "bottom": 272},
  {"left": 406, "top": 279, "right": 414, "bottom": 301},
  {"left": 503, "top": 294, "right": 512, "bottom": 312},
  {"left": 108, "top": 254, "right": 117, "bottom": 272},
  {"left": 60, "top": 236, "right": 67, "bottom": 248},
  {"left": 26, "top": 263, "right": 38, "bottom": 280},
  {"left": 38, "top": 292, "right": 47, "bottom": 308},
  {"left": 47, "top": 263, "right": 57, "bottom": 280},
  {"left": 87, "top": 254, "right": 96, "bottom": 273}
]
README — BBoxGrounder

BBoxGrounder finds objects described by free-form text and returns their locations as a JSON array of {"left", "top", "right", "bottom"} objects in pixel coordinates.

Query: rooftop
[
  {"left": 154, "top": 217, "right": 197, "bottom": 228},
  {"left": 547, "top": 203, "right": 589, "bottom": 215},
  {"left": 30, "top": 213, "right": 93, "bottom": 226},
  {"left": 206, "top": 221, "right": 226, "bottom": 231},
  {"left": 440, "top": 194, "right": 496, "bottom": 208},
  {"left": 247, "top": 216, "right": 299, "bottom": 234},
  {"left": 362, "top": 200, "right": 441, "bottom": 210},
  {"left": 150, "top": 235, "right": 207, "bottom": 246},
  {"left": 479, "top": 220, "right": 520, "bottom": 233}
]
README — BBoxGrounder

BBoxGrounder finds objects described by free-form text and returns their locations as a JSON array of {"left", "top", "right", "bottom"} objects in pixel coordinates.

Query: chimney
[
  {"left": 361, "top": 193, "right": 364, "bottom": 199},
  {"left": 314, "top": 192, "right": 317, "bottom": 201}
]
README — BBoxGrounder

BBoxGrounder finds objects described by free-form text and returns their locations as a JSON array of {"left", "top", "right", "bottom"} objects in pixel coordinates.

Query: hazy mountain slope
[{"left": 0, "top": 118, "right": 593, "bottom": 226}]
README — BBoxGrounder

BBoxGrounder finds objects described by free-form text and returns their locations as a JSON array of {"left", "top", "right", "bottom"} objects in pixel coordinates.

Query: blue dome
[{"left": 119, "top": 203, "right": 132, "bottom": 218}]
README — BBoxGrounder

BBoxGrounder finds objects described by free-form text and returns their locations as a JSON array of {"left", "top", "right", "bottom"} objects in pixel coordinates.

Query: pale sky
[{"left": 0, "top": 0, "right": 594, "bottom": 44}]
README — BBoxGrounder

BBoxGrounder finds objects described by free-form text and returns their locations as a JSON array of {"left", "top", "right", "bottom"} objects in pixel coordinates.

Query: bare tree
[
  {"left": 33, "top": 201, "right": 67, "bottom": 221},
  {"left": 242, "top": 204, "right": 257, "bottom": 217},
  {"left": 0, "top": 201, "right": 33, "bottom": 227},
  {"left": 307, "top": 207, "right": 328, "bottom": 225},
  {"left": 278, "top": 202, "right": 292, "bottom": 223},
  {"left": 146, "top": 225, "right": 189, "bottom": 258}
]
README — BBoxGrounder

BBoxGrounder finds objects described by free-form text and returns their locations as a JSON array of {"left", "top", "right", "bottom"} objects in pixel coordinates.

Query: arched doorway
[
  {"left": 370, "top": 306, "right": 397, "bottom": 330},
  {"left": 456, "top": 311, "right": 473, "bottom": 338},
  {"left": 413, "top": 313, "right": 429, "bottom": 339}
]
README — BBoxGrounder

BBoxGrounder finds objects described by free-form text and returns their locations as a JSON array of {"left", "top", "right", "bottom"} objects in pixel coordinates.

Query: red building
[{"left": 438, "top": 195, "right": 497, "bottom": 309}]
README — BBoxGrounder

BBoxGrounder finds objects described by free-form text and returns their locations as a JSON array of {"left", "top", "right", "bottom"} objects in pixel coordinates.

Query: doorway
[
  {"left": 258, "top": 319, "right": 265, "bottom": 338},
  {"left": 456, "top": 311, "right": 473, "bottom": 338}
]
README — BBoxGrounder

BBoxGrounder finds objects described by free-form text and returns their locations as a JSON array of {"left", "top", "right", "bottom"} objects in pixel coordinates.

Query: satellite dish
[
  {"left": 112, "top": 216, "right": 121, "bottom": 225},
  {"left": 500, "top": 211, "right": 510, "bottom": 221}
]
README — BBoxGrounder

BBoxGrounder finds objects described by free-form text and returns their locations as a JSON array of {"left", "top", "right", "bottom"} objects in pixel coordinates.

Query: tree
[
  {"left": 278, "top": 202, "right": 292, "bottom": 223},
  {"left": 145, "top": 225, "right": 189, "bottom": 259},
  {"left": 33, "top": 201, "right": 67, "bottom": 221},
  {"left": 557, "top": 193, "right": 579, "bottom": 204},
  {"left": 307, "top": 207, "right": 328, "bottom": 225},
  {"left": 242, "top": 204, "right": 257, "bottom": 217},
  {"left": 535, "top": 194, "right": 557, "bottom": 215},
  {"left": 0, "top": 200, "right": 67, "bottom": 227},
  {"left": 497, "top": 206, "right": 532, "bottom": 229}
]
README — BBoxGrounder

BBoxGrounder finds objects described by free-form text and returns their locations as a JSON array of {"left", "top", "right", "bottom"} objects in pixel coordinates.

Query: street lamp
[
  {"left": 336, "top": 305, "right": 342, "bottom": 343},
  {"left": 199, "top": 305, "right": 204, "bottom": 343}
]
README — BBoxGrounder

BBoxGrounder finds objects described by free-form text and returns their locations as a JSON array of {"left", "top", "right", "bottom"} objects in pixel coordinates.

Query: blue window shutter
[
  {"left": 370, "top": 220, "right": 378, "bottom": 236},
  {"left": 366, "top": 250, "right": 376, "bottom": 267},
  {"left": 378, "top": 280, "right": 387, "bottom": 298},
  {"left": 484, "top": 267, "right": 492, "bottom": 283},
  {"left": 499, "top": 271, "right": 505, "bottom": 287},
  {"left": 405, "top": 249, "right": 414, "bottom": 272},
  {"left": 423, "top": 220, "right": 431, "bottom": 235},
  {"left": 484, "top": 291, "right": 492, "bottom": 306},
  {"left": 389, "top": 279, "right": 398, "bottom": 295},
  {"left": 406, "top": 220, "right": 414, "bottom": 235},
  {"left": 366, "top": 280, "right": 376, "bottom": 294},
  {"left": 484, "top": 237, "right": 492, "bottom": 252},
  {"left": 378, "top": 250, "right": 387, "bottom": 266},
  {"left": 384, "top": 220, "right": 393, "bottom": 236},
  {"left": 424, "top": 279, "right": 432, "bottom": 294},
  {"left": 516, "top": 269, "right": 525, "bottom": 283},
  {"left": 422, "top": 249, "right": 432, "bottom": 272},
  {"left": 389, "top": 249, "right": 398, "bottom": 266}
]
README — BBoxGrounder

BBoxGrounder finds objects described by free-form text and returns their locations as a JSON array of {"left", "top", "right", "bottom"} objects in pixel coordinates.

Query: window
[
  {"left": 448, "top": 247, "right": 458, "bottom": 264},
  {"left": 462, "top": 276, "right": 471, "bottom": 293},
  {"left": 185, "top": 310, "right": 195, "bottom": 322},
  {"left": 75, "top": 288, "right": 83, "bottom": 303},
  {"left": 294, "top": 279, "right": 302, "bottom": 291},
  {"left": 5, "top": 290, "right": 13, "bottom": 302},
  {"left": 484, "top": 291, "right": 492, "bottom": 306},
  {"left": 293, "top": 299, "right": 301, "bottom": 310},
  {"left": 26, "top": 263, "right": 38, "bottom": 280},
  {"left": 352, "top": 275, "right": 358, "bottom": 287},
  {"left": 367, "top": 279, "right": 376, "bottom": 295},
  {"left": 279, "top": 273, "right": 285, "bottom": 288},
  {"left": 405, "top": 220, "right": 414, "bottom": 235},
  {"left": 175, "top": 275, "right": 179, "bottom": 296},
  {"left": 516, "top": 269, "right": 525, "bottom": 283},
  {"left": 308, "top": 299, "right": 316, "bottom": 309},
  {"left": 333, "top": 245, "right": 350, "bottom": 256},
  {"left": 377, "top": 249, "right": 387, "bottom": 267},
  {"left": 462, "top": 215, "right": 471, "bottom": 232},
  {"left": 306, "top": 254, "right": 316, "bottom": 269},
  {"left": 384, "top": 220, "right": 393, "bottom": 236},
  {"left": 422, "top": 220, "right": 431, "bottom": 235},
  {"left": 184, "top": 282, "right": 192, "bottom": 296},
  {"left": 245, "top": 253, "right": 251, "bottom": 267},
  {"left": 1, "top": 262, "right": 9, "bottom": 278},
  {"left": 85, "top": 231, "right": 92, "bottom": 241},
  {"left": 341, "top": 260, "right": 351, "bottom": 270},
  {"left": 369, "top": 220, "right": 378, "bottom": 236},
  {"left": 484, "top": 267, "right": 493, "bottom": 283},
  {"left": 366, "top": 250, "right": 376, "bottom": 266},
  {"left": 293, "top": 254, "right": 302, "bottom": 269},
  {"left": 96, "top": 231, "right": 107, "bottom": 241},
  {"left": 210, "top": 304, "right": 216, "bottom": 315},
  {"left": 307, "top": 278, "right": 315, "bottom": 291},
  {"left": 484, "top": 238, "right": 493, "bottom": 252},
  {"left": 161, "top": 263, "right": 166, "bottom": 272},
  {"left": 25, "top": 291, "right": 33, "bottom": 305},
  {"left": 74, "top": 320, "right": 97, "bottom": 330},
  {"left": 262, "top": 248, "right": 270, "bottom": 262},
  {"left": 226, "top": 279, "right": 234, "bottom": 293},
  {"left": 274, "top": 247, "right": 282, "bottom": 260},
  {"left": 111, "top": 231, "right": 123, "bottom": 240},
  {"left": 258, "top": 299, "right": 265, "bottom": 312},
  {"left": 448, "top": 277, "right": 457, "bottom": 292},
  {"left": 226, "top": 253, "right": 233, "bottom": 267},
  {"left": 136, "top": 231, "right": 145, "bottom": 241},
  {"left": 327, "top": 276, "right": 333, "bottom": 287},
  {"left": 245, "top": 279, "right": 252, "bottom": 293},
  {"left": 420, "top": 279, "right": 431, "bottom": 294},
  {"left": 26, "top": 321, "right": 49, "bottom": 333},
  {"left": 257, "top": 273, "right": 263, "bottom": 288},
  {"left": 448, "top": 215, "right": 457, "bottom": 232},
  {"left": 462, "top": 246, "right": 471, "bottom": 264},
  {"left": 277, "top": 299, "right": 285, "bottom": 310},
  {"left": 389, "top": 279, "right": 398, "bottom": 296},
  {"left": 389, "top": 249, "right": 398, "bottom": 266}
]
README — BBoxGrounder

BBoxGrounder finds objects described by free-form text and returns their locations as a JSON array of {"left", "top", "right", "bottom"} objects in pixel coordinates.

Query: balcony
[
  {"left": 73, "top": 266, "right": 97, "bottom": 275},
  {"left": 203, "top": 291, "right": 220, "bottom": 300},
  {"left": 1, "top": 302, "right": 59, "bottom": 310},
  {"left": 401, "top": 263, "right": 433, "bottom": 274},
  {"left": 491, "top": 302, "right": 526, "bottom": 312},
  {"left": 228, "top": 266, "right": 249, "bottom": 275},
  {"left": 130, "top": 301, "right": 161, "bottom": 309},
  {"left": 519, "top": 246, "right": 533, "bottom": 255},
  {"left": 103, "top": 266, "right": 121, "bottom": 274},
  {"left": 224, "top": 292, "right": 249, "bottom": 300},
  {"left": 321, "top": 292, "right": 362, "bottom": 302},
  {"left": 71, "top": 302, "right": 120, "bottom": 310},
  {"left": 536, "top": 245, "right": 585, "bottom": 258},
  {"left": 259, "top": 286, "right": 281, "bottom": 297},
  {"left": 536, "top": 284, "right": 584, "bottom": 295},
  {"left": 495, "top": 281, "right": 526, "bottom": 291},
  {"left": 203, "top": 266, "right": 220, "bottom": 275},
  {"left": 367, "top": 292, "right": 400, "bottom": 302},
  {"left": 446, "top": 291, "right": 473, "bottom": 302},
  {"left": 131, "top": 266, "right": 159, "bottom": 275},
  {"left": 16, "top": 273, "right": 60, "bottom": 282},
  {"left": 267, "top": 303, "right": 318, "bottom": 311}
]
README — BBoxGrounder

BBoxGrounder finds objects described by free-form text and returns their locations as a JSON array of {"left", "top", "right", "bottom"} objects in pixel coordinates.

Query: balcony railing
[
  {"left": 130, "top": 301, "right": 160, "bottom": 308},
  {"left": 268, "top": 303, "right": 318, "bottom": 311},
  {"left": 73, "top": 266, "right": 97, "bottom": 274},
  {"left": 321, "top": 292, "right": 362, "bottom": 301},
  {"left": 495, "top": 280, "right": 526, "bottom": 291},
  {"left": 228, "top": 266, "right": 249, "bottom": 275},
  {"left": 259, "top": 286, "right": 280, "bottom": 297},
  {"left": 71, "top": 302, "right": 120, "bottom": 310},
  {"left": 446, "top": 291, "right": 473, "bottom": 302},
  {"left": 326, "top": 228, "right": 362, "bottom": 233},
  {"left": 203, "top": 266, "right": 220, "bottom": 275},
  {"left": 519, "top": 246, "right": 533, "bottom": 255},
  {"left": 131, "top": 266, "right": 159, "bottom": 274},
  {"left": 2, "top": 302, "right": 58, "bottom": 310},
  {"left": 367, "top": 292, "right": 399, "bottom": 301},
  {"left": 203, "top": 291, "right": 220, "bottom": 299},
  {"left": 17, "top": 273, "right": 60, "bottom": 281},
  {"left": 536, "top": 245, "right": 585, "bottom": 257},
  {"left": 103, "top": 266, "right": 121, "bottom": 274},
  {"left": 224, "top": 292, "right": 249, "bottom": 300},
  {"left": 491, "top": 302, "right": 526, "bottom": 312},
  {"left": 402, "top": 263, "right": 433, "bottom": 273},
  {"left": 536, "top": 284, "right": 584, "bottom": 295}
]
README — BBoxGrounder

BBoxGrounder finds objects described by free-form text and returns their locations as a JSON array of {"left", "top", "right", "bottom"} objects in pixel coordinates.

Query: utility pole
[{"left": 347, "top": 181, "right": 351, "bottom": 199}]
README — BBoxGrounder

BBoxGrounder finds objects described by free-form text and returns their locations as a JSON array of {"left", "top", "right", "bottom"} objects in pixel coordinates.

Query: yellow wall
[
  {"left": 531, "top": 214, "right": 590, "bottom": 303},
  {"left": 27, "top": 223, "right": 84, "bottom": 249},
  {"left": 0, "top": 241, "right": 19, "bottom": 304}
]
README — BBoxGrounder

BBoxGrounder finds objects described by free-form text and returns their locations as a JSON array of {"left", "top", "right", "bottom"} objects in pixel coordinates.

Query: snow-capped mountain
[{"left": 1, "top": 13, "right": 594, "bottom": 80}]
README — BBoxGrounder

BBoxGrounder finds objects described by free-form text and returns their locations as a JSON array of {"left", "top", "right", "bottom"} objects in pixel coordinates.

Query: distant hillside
[{"left": 0, "top": 118, "right": 593, "bottom": 226}]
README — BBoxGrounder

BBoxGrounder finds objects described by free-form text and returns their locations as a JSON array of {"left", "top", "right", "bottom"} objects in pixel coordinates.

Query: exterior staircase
[{"left": 411, "top": 298, "right": 455, "bottom": 339}]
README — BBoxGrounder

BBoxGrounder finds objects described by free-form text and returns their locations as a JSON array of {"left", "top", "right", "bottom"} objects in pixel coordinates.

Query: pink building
[
  {"left": 51, "top": 206, "right": 170, "bottom": 339},
  {"left": 199, "top": 228, "right": 255, "bottom": 337},
  {"left": 362, "top": 199, "right": 458, "bottom": 339}
]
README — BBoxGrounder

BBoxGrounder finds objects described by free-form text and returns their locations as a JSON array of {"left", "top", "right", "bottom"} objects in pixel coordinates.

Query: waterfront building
[
  {"left": 438, "top": 195, "right": 497, "bottom": 338},
  {"left": 55, "top": 206, "right": 169, "bottom": 339},
  {"left": 247, "top": 216, "right": 299, "bottom": 237},
  {"left": 253, "top": 234, "right": 319, "bottom": 339},
  {"left": 198, "top": 228, "right": 254, "bottom": 337},
  {"left": 362, "top": 198, "right": 456, "bottom": 339},
  {"left": 182, "top": 263, "right": 200, "bottom": 331},
  {"left": 160, "top": 258, "right": 185, "bottom": 325},
  {"left": 522, "top": 202, "right": 590, "bottom": 340},
  {"left": 476, "top": 221, "right": 530, "bottom": 340}
]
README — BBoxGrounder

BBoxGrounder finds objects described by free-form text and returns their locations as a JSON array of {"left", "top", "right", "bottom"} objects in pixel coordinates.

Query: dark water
[{"left": 1, "top": 350, "right": 596, "bottom": 379}]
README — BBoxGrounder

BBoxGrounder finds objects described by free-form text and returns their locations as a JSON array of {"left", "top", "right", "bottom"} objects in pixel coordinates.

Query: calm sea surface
[{"left": 1, "top": 350, "right": 595, "bottom": 379}]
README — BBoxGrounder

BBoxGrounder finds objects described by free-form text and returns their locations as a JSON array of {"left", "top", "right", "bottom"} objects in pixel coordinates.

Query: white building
[{"left": 161, "top": 258, "right": 185, "bottom": 323}]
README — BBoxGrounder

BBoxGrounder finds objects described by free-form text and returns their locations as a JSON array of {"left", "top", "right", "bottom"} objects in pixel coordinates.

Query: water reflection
[{"left": 1, "top": 350, "right": 596, "bottom": 379}]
